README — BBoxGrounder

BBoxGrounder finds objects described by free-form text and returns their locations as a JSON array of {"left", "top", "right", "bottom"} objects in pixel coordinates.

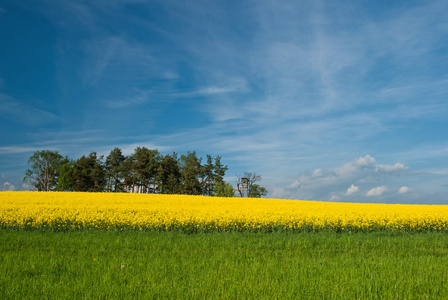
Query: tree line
[{"left": 23, "top": 148, "right": 266, "bottom": 197}]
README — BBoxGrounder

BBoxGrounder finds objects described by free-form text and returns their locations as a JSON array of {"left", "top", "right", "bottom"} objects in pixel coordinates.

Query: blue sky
[{"left": 1, "top": 0, "right": 447, "bottom": 203}]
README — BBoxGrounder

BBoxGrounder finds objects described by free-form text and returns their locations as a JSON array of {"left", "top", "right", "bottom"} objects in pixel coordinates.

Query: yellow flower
[{"left": 1, "top": 191, "right": 448, "bottom": 233}]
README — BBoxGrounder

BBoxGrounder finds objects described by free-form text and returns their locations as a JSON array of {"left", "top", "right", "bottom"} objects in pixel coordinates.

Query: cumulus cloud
[
  {"left": 1, "top": 182, "right": 15, "bottom": 191},
  {"left": 398, "top": 186, "right": 410, "bottom": 194},
  {"left": 346, "top": 184, "right": 359, "bottom": 195},
  {"left": 355, "top": 155, "right": 376, "bottom": 166},
  {"left": 289, "top": 180, "right": 300, "bottom": 189},
  {"left": 338, "top": 155, "right": 408, "bottom": 178},
  {"left": 278, "top": 155, "right": 410, "bottom": 202},
  {"left": 366, "top": 186, "right": 389, "bottom": 197},
  {"left": 330, "top": 195, "right": 340, "bottom": 201}
]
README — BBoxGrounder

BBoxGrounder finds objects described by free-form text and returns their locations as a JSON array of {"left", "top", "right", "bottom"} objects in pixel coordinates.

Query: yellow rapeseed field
[{"left": 1, "top": 191, "right": 448, "bottom": 232}]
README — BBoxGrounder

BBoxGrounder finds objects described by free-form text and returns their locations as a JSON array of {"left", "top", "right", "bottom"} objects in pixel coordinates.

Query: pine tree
[
  {"left": 73, "top": 152, "right": 105, "bottom": 192},
  {"left": 105, "top": 148, "right": 125, "bottom": 192},
  {"left": 156, "top": 152, "right": 181, "bottom": 194},
  {"left": 180, "top": 151, "right": 203, "bottom": 195}
]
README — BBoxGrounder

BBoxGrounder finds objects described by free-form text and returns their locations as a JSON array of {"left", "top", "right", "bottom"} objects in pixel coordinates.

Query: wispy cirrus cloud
[
  {"left": 0, "top": 93, "right": 60, "bottom": 126},
  {"left": 80, "top": 36, "right": 156, "bottom": 87},
  {"left": 194, "top": 0, "right": 448, "bottom": 126},
  {"left": 196, "top": 78, "right": 250, "bottom": 96},
  {"left": 0, "top": 146, "right": 41, "bottom": 155},
  {"left": 2, "top": 1, "right": 448, "bottom": 203}
]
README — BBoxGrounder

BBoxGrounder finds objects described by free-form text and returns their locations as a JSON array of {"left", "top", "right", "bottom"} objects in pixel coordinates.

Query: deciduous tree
[
  {"left": 23, "top": 150, "right": 64, "bottom": 191},
  {"left": 56, "top": 157, "right": 75, "bottom": 191},
  {"left": 214, "top": 182, "right": 235, "bottom": 197},
  {"left": 236, "top": 172, "right": 268, "bottom": 198}
]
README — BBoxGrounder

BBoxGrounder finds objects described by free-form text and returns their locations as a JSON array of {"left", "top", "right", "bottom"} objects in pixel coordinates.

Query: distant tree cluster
[{"left": 23, "top": 148, "right": 235, "bottom": 197}]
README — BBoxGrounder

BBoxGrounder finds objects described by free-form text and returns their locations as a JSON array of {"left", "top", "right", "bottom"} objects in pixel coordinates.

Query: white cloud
[
  {"left": 270, "top": 187, "right": 289, "bottom": 199},
  {"left": 289, "top": 180, "right": 300, "bottom": 189},
  {"left": 355, "top": 155, "right": 376, "bottom": 167},
  {"left": 277, "top": 155, "right": 409, "bottom": 202},
  {"left": 0, "top": 146, "right": 39, "bottom": 155},
  {"left": 337, "top": 155, "right": 409, "bottom": 180},
  {"left": 366, "top": 186, "right": 389, "bottom": 197},
  {"left": 376, "top": 162, "right": 408, "bottom": 172},
  {"left": 2, "top": 182, "right": 15, "bottom": 191},
  {"left": 162, "top": 71, "right": 178, "bottom": 80},
  {"left": 398, "top": 186, "right": 410, "bottom": 194},
  {"left": 192, "top": 78, "right": 250, "bottom": 96},
  {"left": 106, "top": 89, "right": 154, "bottom": 108},
  {"left": 22, "top": 182, "right": 34, "bottom": 191},
  {"left": 312, "top": 168, "right": 324, "bottom": 177},
  {"left": 330, "top": 195, "right": 340, "bottom": 201},
  {"left": 346, "top": 184, "right": 359, "bottom": 195},
  {"left": 2, "top": 1, "right": 448, "bottom": 205}
]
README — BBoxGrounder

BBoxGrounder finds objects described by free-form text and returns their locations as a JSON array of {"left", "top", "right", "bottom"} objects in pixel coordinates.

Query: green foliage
[
  {"left": 123, "top": 147, "right": 160, "bottom": 193},
  {"left": 236, "top": 172, "right": 268, "bottom": 198},
  {"left": 248, "top": 183, "right": 268, "bottom": 198},
  {"left": 105, "top": 148, "right": 125, "bottom": 192},
  {"left": 73, "top": 152, "right": 105, "bottom": 192},
  {"left": 25, "top": 148, "right": 235, "bottom": 196},
  {"left": 56, "top": 158, "right": 75, "bottom": 191},
  {"left": 2, "top": 230, "right": 448, "bottom": 299},
  {"left": 202, "top": 154, "right": 230, "bottom": 196},
  {"left": 179, "top": 151, "right": 203, "bottom": 195},
  {"left": 214, "top": 182, "right": 235, "bottom": 197},
  {"left": 213, "top": 155, "right": 228, "bottom": 184},
  {"left": 23, "top": 150, "right": 64, "bottom": 191},
  {"left": 157, "top": 152, "right": 181, "bottom": 194}
]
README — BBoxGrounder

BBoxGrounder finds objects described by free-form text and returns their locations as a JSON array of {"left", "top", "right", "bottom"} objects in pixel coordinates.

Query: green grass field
[{"left": 1, "top": 230, "right": 448, "bottom": 299}]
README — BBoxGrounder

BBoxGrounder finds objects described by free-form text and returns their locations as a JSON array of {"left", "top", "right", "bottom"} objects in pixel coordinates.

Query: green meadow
[{"left": 1, "top": 230, "right": 448, "bottom": 299}]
